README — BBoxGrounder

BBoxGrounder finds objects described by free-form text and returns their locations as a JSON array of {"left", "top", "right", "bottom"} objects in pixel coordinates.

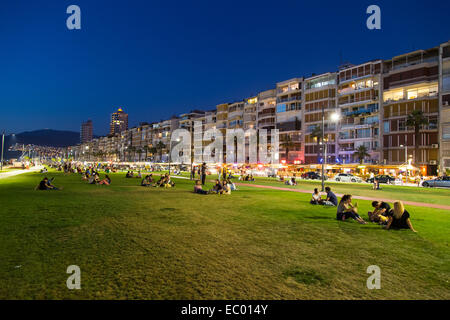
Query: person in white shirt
[{"left": 310, "top": 188, "right": 323, "bottom": 205}]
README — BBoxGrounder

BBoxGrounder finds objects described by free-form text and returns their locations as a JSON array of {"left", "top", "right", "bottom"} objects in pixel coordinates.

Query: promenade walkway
[{"left": 0, "top": 166, "right": 43, "bottom": 180}]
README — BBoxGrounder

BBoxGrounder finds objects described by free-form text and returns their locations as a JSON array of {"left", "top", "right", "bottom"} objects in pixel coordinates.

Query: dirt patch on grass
[{"left": 283, "top": 267, "right": 329, "bottom": 286}]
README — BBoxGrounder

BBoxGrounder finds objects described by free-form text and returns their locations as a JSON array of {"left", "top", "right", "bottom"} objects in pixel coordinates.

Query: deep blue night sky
[{"left": 0, "top": 0, "right": 449, "bottom": 135}]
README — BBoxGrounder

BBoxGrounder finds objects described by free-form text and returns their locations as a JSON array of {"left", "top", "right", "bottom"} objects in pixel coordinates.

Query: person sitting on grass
[
  {"left": 90, "top": 173, "right": 100, "bottom": 184},
  {"left": 141, "top": 175, "right": 152, "bottom": 187},
  {"left": 81, "top": 172, "right": 90, "bottom": 181},
  {"left": 226, "top": 178, "right": 237, "bottom": 191},
  {"left": 194, "top": 180, "right": 208, "bottom": 195},
  {"left": 310, "top": 188, "right": 323, "bottom": 205},
  {"left": 98, "top": 174, "right": 111, "bottom": 185},
  {"left": 384, "top": 201, "right": 416, "bottom": 232},
  {"left": 323, "top": 186, "right": 338, "bottom": 206},
  {"left": 164, "top": 175, "right": 175, "bottom": 188},
  {"left": 154, "top": 175, "right": 166, "bottom": 187},
  {"left": 40, "top": 167, "right": 48, "bottom": 173},
  {"left": 125, "top": 171, "right": 133, "bottom": 178},
  {"left": 209, "top": 179, "right": 223, "bottom": 194},
  {"left": 368, "top": 201, "right": 391, "bottom": 224},
  {"left": 285, "top": 177, "right": 297, "bottom": 186},
  {"left": 222, "top": 180, "right": 231, "bottom": 195},
  {"left": 136, "top": 170, "right": 142, "bottom": 179},
  {"left": 336, "top": 194, "right": 367, "bottom": 224},
  {"left": 37, "top": 177, "right": 61, "bottom": 190}
]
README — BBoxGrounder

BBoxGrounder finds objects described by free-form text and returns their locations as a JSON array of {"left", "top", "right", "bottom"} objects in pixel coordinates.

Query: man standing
[
  {"left": 191, "top": 166, "right": 196, "bottom": 180},
  {"left": 201, "top": 162, "right": 206, "bottom": 185}
]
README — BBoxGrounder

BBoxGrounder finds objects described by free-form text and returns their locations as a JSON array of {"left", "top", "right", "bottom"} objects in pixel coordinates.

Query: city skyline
[{"left": 1, "top": 0, "right": 449, "bottom": 135}]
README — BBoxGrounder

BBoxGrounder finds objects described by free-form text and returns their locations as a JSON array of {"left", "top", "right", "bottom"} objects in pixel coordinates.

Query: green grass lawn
[
  {"left": 0, "top": 170, "right": 449, "bottom": 299},
  {"left": 155, "top": 171, "right": 450, "bottom": 205},
  {"left": 242, "top": 177, "right": 450, "bottom": 205}
]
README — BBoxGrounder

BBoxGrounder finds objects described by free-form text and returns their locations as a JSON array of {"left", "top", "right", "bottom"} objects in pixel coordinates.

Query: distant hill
[
  {"left": 13, "top": 129, "right": 81, "bottom": 147},
  {"left": 2, "top": 129, "right": 82, "bottom": 159}
]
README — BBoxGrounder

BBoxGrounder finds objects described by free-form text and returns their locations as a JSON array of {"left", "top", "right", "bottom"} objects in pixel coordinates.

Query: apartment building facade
[
  {"left": 276, "top": 78, "right": 303, "bottom": 163},
  {"left": 439, "top": 41, "right": 450, "bottom": 174},
  {"left": 337, "top": 61, "right": 383, "bottom": 164},
  {"left": 382, "top": 47, "right": 440, "bottom": 174},
  {"left": 257, "top": 89, "right": 277, "bottom": 157},
  {"left": 303, "top": 73, "right": 338, "bottom": 165}
]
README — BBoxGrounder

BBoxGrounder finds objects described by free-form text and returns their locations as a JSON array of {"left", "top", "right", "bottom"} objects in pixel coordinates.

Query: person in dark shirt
[
  {"left": 368, "top": 201, "right": 391, "bottom": 224},
  {"left": 385, "top": 201, "right": 416, "bottom": 232},
  {"left": 201, "top": 163, "right": 206, "bottom": 185},
  {"left": 324, "top": 187, "right": 338, "bottom": 206},
  {"left": 37, "top": 177, "right": 60, "bottom": 190},
  {"left": 209, "top": 179, "right": 223, "bottom": 194},
  {"left": 38, "top": 178, "right": 49, "bottom": 190}
]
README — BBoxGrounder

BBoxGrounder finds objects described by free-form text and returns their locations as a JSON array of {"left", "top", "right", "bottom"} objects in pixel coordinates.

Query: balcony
[
  {"left": 258, "top": 109, "right": 276, "bottom": 118},
  {"left": 227, "top": 110, "right": 243, "bottom": 119},
  {"left": 339, "top": 97, "right": 377, "bottom": 107},
  {"left": 343, "top": 105, "right": 378, "bottom": 116},
  {"left": 339, "top": 85, "right": 378, "bottom": 96},
  {"left": 277, "top": 86, "right": 300, "bottom": 95},
  {"left": 276, "top": 96, "right": 301, "bottom": 103},
  {"left": 383, "top": 91, "right": 438, "bottom": 104}
]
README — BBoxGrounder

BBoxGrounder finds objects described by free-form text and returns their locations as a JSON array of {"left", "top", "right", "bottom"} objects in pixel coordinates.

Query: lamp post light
[
  {"left": 1, "top": 131, "right": 5, "bottom": 171},
  {"left": 321, "top": 111, "right": 340, "bottom": 192},
  {"left": 400, "top": 144, "right": 408, "bottom": 180}
]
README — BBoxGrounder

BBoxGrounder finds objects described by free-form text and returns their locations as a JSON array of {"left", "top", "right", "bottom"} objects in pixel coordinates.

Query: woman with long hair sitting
[
  {"left": 336, "top": 194, "right": 367, "bottom": 224},
  {"left": 385, "top": 201, "right": 416, "bottom": 232}
]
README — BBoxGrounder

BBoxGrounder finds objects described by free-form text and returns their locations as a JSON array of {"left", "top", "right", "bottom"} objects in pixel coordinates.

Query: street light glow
[{"left": 331, "top": 112, "right": 341, "bottom": 122}]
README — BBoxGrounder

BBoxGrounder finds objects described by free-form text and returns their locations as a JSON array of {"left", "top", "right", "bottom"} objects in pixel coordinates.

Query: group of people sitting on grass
[
  {"left": 193, "top": 178, "right": 237, "bottom": 195},
  {"left": 141, "top": 174, "right": 154, "bottom": 186},
  {"left": 310, "top": 187, "right": 338, "bottom": 206},
  {"left": 310, "top": 187, "right": 416, "bottom": 231},
  {"left": 80, "top": 168, "right": 111, "bottom": 185},
  {"left": 140, "top": 173, "right": 174, "bottom": 188},
  {"left": 153, "top": 174, "right": 175, "bottom": 188},
  {"left": 238, "top": 174, "right": 255, "bottom": 181},
  {"left": 285, "top": 177, "right": 298, "bottom": 186},
  {"left": 125, "top": 170, "right": 142, "bottom": 178}
]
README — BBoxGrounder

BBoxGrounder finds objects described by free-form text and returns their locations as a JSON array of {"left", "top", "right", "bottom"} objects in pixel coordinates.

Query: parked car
[
  {"left": 302, "top": 171, "right": 327, "bottom": 180},
  {"left": 367, "top": 175, "right": 396, "bottom": 184},
  {"left": 421, "top": 176, "right": 450, "bottom": 188},
  {"left": 333, "top": 173, "right": 362, "bottom": 183}
]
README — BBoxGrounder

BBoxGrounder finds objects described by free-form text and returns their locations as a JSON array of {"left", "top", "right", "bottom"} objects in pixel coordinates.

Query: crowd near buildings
[{"left": 69, "top": 41, "right": 450, "bottom": 175}]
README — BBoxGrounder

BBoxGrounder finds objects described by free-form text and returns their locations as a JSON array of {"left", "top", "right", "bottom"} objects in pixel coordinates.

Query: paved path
[
  {"left": 0, "top": 166, "right": 43, "bottom": 180},
  {"left": 236, "top": 183, "right": 450, "bottom": 211}
]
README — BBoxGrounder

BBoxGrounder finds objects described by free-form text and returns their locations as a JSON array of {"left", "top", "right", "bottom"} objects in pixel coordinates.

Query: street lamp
[
  {"left": 1, "top": 131, "right": 5, "bottom": 171},
  {"left": 400, "top": 144, "right": 407, "bottom": 180},
  {"left": 321, "top": 111, "right": 340, "bottom": 192}
]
